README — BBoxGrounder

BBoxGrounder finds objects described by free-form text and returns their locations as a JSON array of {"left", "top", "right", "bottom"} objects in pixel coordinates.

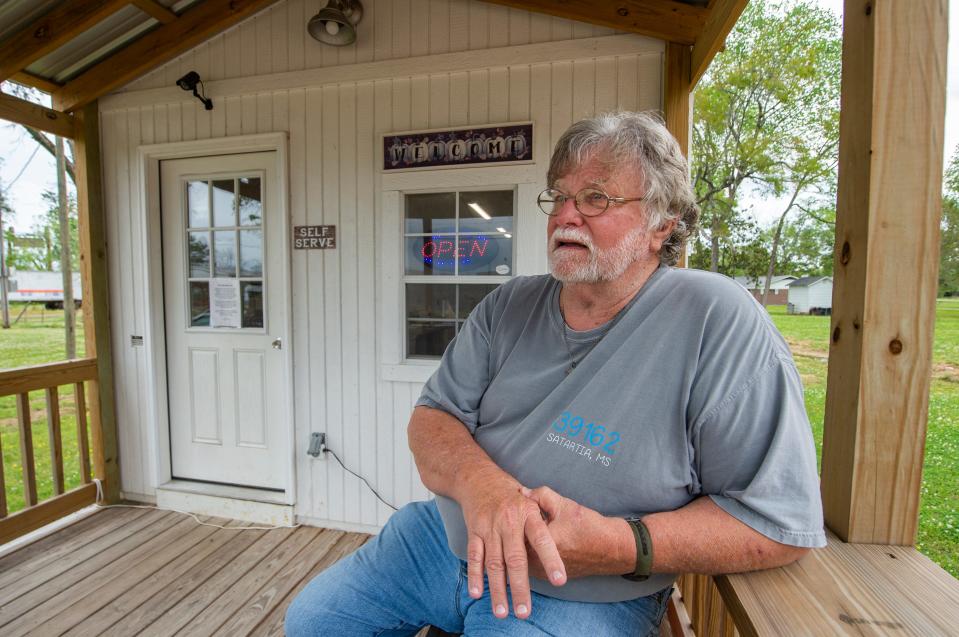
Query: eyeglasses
[{"left": 536, "top": 187, "right": 649, "bottom": 217}]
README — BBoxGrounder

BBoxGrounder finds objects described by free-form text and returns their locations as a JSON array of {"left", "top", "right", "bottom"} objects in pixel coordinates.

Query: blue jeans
[{"left": 285, "top": 500, "right": 672, "bottom": 636}]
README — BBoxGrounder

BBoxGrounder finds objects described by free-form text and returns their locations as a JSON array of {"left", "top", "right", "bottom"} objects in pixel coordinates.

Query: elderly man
[{"left": 286, "top": 111, "right": 825, "bottom": 636}]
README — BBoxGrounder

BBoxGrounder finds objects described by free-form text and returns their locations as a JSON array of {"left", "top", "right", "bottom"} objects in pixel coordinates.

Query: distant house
[
  {"left": 733, "top": 275, "right": 798, "bottom": 306},
  {"left": 787, "top": 276, "right": 834, "bottom": 314}
]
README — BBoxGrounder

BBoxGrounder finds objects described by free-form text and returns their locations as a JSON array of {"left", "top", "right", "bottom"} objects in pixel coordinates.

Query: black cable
[{"left": 325, "top": 447, "right": 398, "bottom": 511}]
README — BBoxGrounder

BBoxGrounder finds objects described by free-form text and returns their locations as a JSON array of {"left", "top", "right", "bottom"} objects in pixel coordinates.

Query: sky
[{"left": 0, "top": 0, "right": 957, "bottom": 232}]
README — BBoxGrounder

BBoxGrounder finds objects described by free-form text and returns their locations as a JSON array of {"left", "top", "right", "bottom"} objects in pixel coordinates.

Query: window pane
[
  {"left": 407, "top": 321, "right": 456, "bottom": 358},
  {"left": 405, "top": 192, "right": 456, "bottom": 234},
  {"left": 241, "top": 281, "right": 264, "bottom": 328},
  {"left": 458, "top": 235, "right": 512, "bottom": 276},
  {"left": 458, "top": 284, "right": 499, "bottom": 319},
  {"left": 212, "top": 179, "right": 236, "bottom": 227},
  {"left": 214, "top": 231, "right": 236, "bottom": 277},
  {"left": 239, "top": 177, "right": 262, "bottom": 226},
  {"left": 239, "top": 229, "right": 263, "bottom": 277},
  {"left": 188, "top": 231, "right": 210, "bottom": 277},
  {"left": 406, "top": 284, "right": 456, "bottom": 319},
  {"left": 405, "top": 236, "right": 456, "bottom": 275},
  {"left": 188, "top": 181, "right": 209, "bottom": 228},
  {"left": 458, "top": 190, "right": 513, "bottom": 233},
  {"left": 190, "top": 281, "right": 210, "bottom": 326}
]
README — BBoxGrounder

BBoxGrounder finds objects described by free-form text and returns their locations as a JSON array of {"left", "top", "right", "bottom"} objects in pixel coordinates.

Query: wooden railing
[{"left": 0, "top": 358, "right": 104, "bottom": 545}]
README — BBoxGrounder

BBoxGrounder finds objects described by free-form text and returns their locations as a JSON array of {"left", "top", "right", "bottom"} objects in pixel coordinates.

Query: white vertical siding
[
  {"left": 121, "top": 0, "right": 617, "bottom": 93},
  {"left": 101, "top": 0, "right": 663, "bottom": 528}
]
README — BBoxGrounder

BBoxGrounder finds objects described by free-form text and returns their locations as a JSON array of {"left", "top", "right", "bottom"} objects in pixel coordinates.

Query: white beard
[{"left": 548, "top": 226, "right": 648, "bottom": 283}]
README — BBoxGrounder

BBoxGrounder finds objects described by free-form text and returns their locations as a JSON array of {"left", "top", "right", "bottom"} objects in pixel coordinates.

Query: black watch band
[{"left": 621, "top": 517, "right": 653, "bottom": 582}]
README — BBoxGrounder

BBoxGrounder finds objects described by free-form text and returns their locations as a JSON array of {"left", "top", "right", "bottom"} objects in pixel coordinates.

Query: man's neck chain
[{"left": 557, "top": 292, "right": 626, "bottom": 375}]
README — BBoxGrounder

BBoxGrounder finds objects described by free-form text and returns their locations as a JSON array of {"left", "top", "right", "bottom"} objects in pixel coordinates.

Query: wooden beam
[
  {"left": 10, "top": 71, "right": 62, "bottom": 95},
  {"left": 480, "top": 1, "right": 707, "bottom": 46},
  {"left": 74, "top": 101, "right": 121, "bottom": 504},
  {"left": 53, "top": 0, "right": 284, "bottom": 113},
  {"left": 663, "top": 42, "right": 692, "bottom": 267},
  {"left": 690, "top": 0, "right": 749, "bottom": 88},
  {"left": 0, "top": 0, "right": 127, "bottom": 83},
  {"left": 820, "top": 0, "right": 948, "bottom": 544},
  {"left": 16, "top": 393, "right": 38, "bottom": 507},
  {"left": 0, "top": 483, "right": 98, "bottom": 545},
  {"left": 129, "top": 0, "right": 178, "bottom": 24},
  {"left": 0, "top": 358, "right": 98, "bottom": 397},
  {"left": 663, "top": 42, "right": 692, "bottom": 156},
  {"left": 0, "top": 92, "right": 75, "bottom": 139}
]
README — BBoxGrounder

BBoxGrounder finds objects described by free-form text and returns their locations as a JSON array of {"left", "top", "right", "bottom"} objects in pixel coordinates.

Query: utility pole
[{"left": 56, "top": 135, "right": 76, "bottom": 358}]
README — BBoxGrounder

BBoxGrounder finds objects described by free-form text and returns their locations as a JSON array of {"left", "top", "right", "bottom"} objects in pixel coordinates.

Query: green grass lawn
[
  {"left": 1, "top": 303, "right": 89, "bottom": 516},
  {"left": 772, "top": 302, "right": 959, "bottom": 578}
]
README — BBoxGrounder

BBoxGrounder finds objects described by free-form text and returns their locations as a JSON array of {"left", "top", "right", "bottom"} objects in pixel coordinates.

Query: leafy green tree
[
  {"left": 4, "top": 190, "right": 78, "bottom": 272},
  {"left": 940, "top": 149, "right": 959, "bottom": 296},
  {"left": 691, "top": 0, "right": 842, "bottom": 289}
]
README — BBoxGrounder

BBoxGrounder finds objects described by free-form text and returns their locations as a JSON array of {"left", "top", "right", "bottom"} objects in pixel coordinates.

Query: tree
[
  {"left": 940, "top": 149, "right": 959, "bottom": 296},
  {"left": 691, "top": 0, "right": 842, "bottom": 287}
]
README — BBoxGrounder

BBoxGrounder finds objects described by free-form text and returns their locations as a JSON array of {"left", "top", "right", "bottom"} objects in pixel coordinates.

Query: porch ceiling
[{"left": 0, "top": 0, "right": 746, "bottom": 116}]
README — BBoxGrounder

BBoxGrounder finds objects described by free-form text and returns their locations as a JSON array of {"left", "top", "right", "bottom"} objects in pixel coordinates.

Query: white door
[{"left": 161, "top": 152, "right": 290, "bottom": 491}]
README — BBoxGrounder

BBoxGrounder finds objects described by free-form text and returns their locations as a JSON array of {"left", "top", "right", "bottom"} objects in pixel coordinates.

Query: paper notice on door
[{"left": 210, "top": 278, "right": 241, "bottom": 328}]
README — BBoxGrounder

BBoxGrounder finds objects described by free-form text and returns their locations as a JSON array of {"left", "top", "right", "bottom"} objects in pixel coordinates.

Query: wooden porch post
[
  {"left": 73, "top": 100, "right": 121, "bottom": 504},
  {"left": 664, "top": 42, "right": 692, "bottom": 268},
  {"left": 821, "top": 0, "right": 948, "bottom": 544}
]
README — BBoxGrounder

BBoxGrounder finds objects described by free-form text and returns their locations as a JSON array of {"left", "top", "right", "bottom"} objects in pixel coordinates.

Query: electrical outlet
[{"left": 307, "top": 432, "right": 327, "bottom": 459}]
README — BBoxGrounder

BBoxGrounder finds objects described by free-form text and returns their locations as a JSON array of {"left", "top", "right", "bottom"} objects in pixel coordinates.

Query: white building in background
[{"left": 787, "top": 276, "right": 834, "bottom": 315}]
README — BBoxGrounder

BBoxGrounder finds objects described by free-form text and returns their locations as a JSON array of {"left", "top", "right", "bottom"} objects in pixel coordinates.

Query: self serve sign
[{"left": 293, "top": 225, "right": 336, "bottom": 249}]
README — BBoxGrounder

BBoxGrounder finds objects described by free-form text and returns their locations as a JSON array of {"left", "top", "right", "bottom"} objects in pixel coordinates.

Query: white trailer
[{"left": 7, "top": 270, "right": 83, "bottom": 309}]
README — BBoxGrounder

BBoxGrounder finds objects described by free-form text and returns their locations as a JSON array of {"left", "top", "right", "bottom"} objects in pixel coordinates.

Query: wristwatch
[{"left": 621, "top": 517, "right": 653, "bottom": 582}]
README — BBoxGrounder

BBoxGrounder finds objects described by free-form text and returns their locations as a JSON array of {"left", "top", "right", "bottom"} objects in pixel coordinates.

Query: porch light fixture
[
  {"left": 308, "top": 0, "right": 364, "bottom": 46},
  {"left": 176, "top": 71, "right": 213, "bottom": 110}
]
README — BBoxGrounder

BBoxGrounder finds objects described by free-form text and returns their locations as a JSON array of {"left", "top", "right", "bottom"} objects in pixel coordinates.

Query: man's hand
[
  {"left": 523, "top": 486, "right": 635, "bottom": 579},
  {"left": 460, "top": 473, "right": 567, "bottom": 620}
]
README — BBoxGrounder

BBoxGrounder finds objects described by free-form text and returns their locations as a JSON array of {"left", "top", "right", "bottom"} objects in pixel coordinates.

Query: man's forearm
[
  {"left": 528, "top": 489, "right": 808, "bottom": 579},
  {"left": 407, "top": 405, "right": 519, "bottom": 502},
  {"left": 643, "top": 497, "right": 808, "bottom": 574}
]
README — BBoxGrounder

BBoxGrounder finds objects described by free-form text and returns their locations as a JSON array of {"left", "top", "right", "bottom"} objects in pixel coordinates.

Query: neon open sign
[{"left": 420, "top": 235, "right": 497, "bottom": 271}]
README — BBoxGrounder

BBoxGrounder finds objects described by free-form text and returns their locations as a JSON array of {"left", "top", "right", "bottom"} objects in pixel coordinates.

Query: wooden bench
[{"left": 683, "top": 532, "right": 959, "bottom": 635}]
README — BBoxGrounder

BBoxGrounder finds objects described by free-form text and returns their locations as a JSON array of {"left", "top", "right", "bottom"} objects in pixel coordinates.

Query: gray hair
[{"left": 546, "top": 111, "right": 699, "bottom": 266}]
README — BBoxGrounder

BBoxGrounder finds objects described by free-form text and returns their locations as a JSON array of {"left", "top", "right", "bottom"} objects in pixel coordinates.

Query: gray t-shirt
[{"left": 416, "top": 267, "right": 826, "bottom": 603}]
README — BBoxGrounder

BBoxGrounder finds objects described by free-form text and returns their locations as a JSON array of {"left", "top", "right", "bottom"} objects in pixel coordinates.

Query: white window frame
[
  {"left": 402, "top": 186, "right": 517, "bottom": 361},
  {"left": 378, "top": 164, "right": 545, "bottom": 383}
]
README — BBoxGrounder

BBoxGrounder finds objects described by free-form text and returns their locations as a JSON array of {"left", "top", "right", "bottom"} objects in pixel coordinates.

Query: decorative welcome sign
[{"left": 383, "top": 123, "right": 532, "bottom": 171}]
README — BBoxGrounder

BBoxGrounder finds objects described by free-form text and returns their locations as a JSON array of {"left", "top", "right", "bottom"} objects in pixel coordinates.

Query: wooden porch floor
[{"left": 0, "top": 505, "right": 370, "bottom": 636}]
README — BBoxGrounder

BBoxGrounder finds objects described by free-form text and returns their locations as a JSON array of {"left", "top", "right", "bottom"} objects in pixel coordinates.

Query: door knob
[{"left": 272, "top": 337, "right": 282, "bottom": 350}]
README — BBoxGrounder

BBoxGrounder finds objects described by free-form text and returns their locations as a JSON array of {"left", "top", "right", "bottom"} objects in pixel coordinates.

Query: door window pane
[
  {"left": 239, "top": 177, "right": 262, "bottom": 226},
  {"left": 212, "top": 179, "right": 236, "bottom": 227},
  {"left": 458, "top": 190, "right": 514, "bottom": 233},
  {"left": 458, "top": 235, "right": 512, "bottom": 276},
  {"left": 407, "top": 321, "right": 456, "bottom": 358},
  {"left": 406, "top": 284, "right": 456, "bottom": 319},
  {"left": 190, "top": 281, "right": 210, "bottom": 326},
  {"left": 405, "top": 192, "right": 456, "bottom": 234},
  {"left": 188, "top": 181, "right": 209, "bottom": 228},
  {"left": 188, "top": 231, "right": 210, "bottom": 277},
  {"left": 239, "top": 229, "right": 263, "bottom": 277},
  {"left": 214, "top": 231, "right": 236, "bottom": 277},
  {"left": 458, "top": 284, "right": 499, "bottom": 319},
  {"left": 241, "top": 281, "right": 264, "bottom": 328},
  {"left": 405, "top": 236, "right": 456, "bottom": 275}
]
